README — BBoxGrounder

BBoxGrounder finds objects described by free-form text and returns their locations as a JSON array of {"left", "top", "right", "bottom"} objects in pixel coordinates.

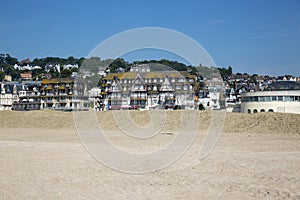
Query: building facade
[
  {"left": 101, "top": 71, "right": 196, "bottom": 110},
  {"left": 12, "top": 82, "right": 41, "bottom": 111},
  {"left": 241, "top": 81, "right": 300, "bottom": 114},
  {"left": 40, "top": 78, "right": 88, "bottom": 111},
  {"left": 0, "top": 83, "right": 18, "bottom": 110},
  {"left": 241, "top": 90, "right": 300, "bottom": 114}
]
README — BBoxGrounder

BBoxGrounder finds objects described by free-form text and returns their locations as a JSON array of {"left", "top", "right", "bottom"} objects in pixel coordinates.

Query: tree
[
  {"left": 60, "top": 69, "right": 72, "bottom": 78},
  {"left": 4, "top": 54, "right": 18, "bottom": 65},
  {"left": 218, "top": 66, "right": 233, "bottom": 80},
  {"left": 0, "top": 71, "right": 4, "bottom": 81},
  {"left": 67, "top": 56, "right": 76, "bottom": 65},
  {"left": 49, "top": 69, "right": 59, "bottom": 78},
  {"left": 228, "top": 66, "right": 232, "bottom": 75},
  {"left": 109, "top": 58, "right": 129, "bottom": 72}
]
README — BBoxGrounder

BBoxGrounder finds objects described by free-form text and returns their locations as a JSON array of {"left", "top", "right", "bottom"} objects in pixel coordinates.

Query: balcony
[
  {"left": 110, "top": 96, "right": 123, "bottom": 100},
  {"left": 130, "top": 95, "right": 147, "bottom": 100},
  {"left": 59, "top": 99, "right": 67, "bottom": 103},
  {"left": 58, "top": 93, "right": 68, "bottom": 96}
]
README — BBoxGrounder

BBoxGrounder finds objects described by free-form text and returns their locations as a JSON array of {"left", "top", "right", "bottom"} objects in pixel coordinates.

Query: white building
[
  {"left": 241, "top": 81, "right": 300, "bottom": 114},
  {"left": 241, "top": 90, "right": 300, "bottom": 114},
  {"left": 0, "top": 83, "right": 18, "bottom": 110},
  {"left": 63, "top": 64, "right": 78, "bottom": 70}
]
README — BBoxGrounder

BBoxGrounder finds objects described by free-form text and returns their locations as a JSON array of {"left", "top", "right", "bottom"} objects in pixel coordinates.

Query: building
[
  {"left": 40, "top": 78, "right": 88, "bottom": 111},
  {"left": 4, "top": 75, "right": 12, "bottom": 82},
  {"left": 41, "top": 73, "right": 52, "bottom": 79},
  {"left": 0, "top": 82, "right": 19, "bottom": 110},
  {"left": 89, "top": 87, "right": 103, "bottom": 111},
  {"left": 12, "top": 82, "right": 41, "bottom": 111},
  {"left": 241, "top": 81, "right": 300, "bottom": 114},
  {"left": 63, "top": 64, "right": 78, "bottom": 70},
  {"left": 130, "top": 64, "right": 150, "bottom": 72},
  {"left": 101, "top": 71, "right": 196, "bottom": 110},
  {"left": 20, "top": 72, "right": 32, "bottom": 80}
]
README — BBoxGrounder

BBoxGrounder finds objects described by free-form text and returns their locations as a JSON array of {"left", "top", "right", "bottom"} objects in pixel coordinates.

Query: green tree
[
  {"left": 4, "top": 54, "right": 18, "bottom": 65},
  {"left": 109, "top": 58, "right": 129, "bottom": 72},
  {"left": 60, "top": 69, "right": 72, "bottom": 78}
]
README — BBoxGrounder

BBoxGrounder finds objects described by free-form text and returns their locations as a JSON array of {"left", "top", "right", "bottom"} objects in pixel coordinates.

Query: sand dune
[
  {"left": 0, "top": 110, "right": 299, "bottom": 199},
  {"left": 0, "top": 110, "right": 299, "bottom": 134}
]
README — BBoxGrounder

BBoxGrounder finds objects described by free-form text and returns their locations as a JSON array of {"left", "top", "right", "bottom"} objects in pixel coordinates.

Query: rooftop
[
  {"left": 41, "top": 78, "right": 75, "bottom": 84},
  {"left": 104, "top": 71, "right": 195, "bottom": 80},
  {"left": 265, "top": 81, "right": 300, "bottom": 91}
]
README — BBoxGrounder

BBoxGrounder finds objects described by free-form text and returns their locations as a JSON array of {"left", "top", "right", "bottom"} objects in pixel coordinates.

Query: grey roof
[
  {"left": 265, "top": 81, "right": 300, "bottom": 91},
  {"left": 0, "top": 81, "right": 41, "bottom": 94}
]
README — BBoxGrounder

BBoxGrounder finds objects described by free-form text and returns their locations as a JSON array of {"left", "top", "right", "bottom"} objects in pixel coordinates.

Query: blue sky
[{"left": 1, "top": 0, "right": 300, "bottom": 76}]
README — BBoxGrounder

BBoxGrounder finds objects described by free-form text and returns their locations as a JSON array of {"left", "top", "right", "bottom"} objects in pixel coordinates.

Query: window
[
  {"left": 268, "top": 109, "right": 274, "bottom": 112},
  {"left": 265, "top": 96, "right": 271, "bottom": 101},
  {"left": 253, "top": 96, "right": 258, "bottom": 102},
  {"left": 247, "top": 109, "right": 251, "bottom": 113},
  {"left": 272, "top": 96, "right": 277, "bottom": 101},
  {"left": 260, "top": 109, "right": 265, "bottom": 112},
  {"left": 284, "top": 96, "right": 290, "bottom": 101},
  {"left": 253, "top": 109, "right": 258, "bottom": 113},
  {"left": 258, "top": 96, "right": 265, "bottom": 102},
  {"left": 278, "top": 96, "right": 283, "bottom": 101}
]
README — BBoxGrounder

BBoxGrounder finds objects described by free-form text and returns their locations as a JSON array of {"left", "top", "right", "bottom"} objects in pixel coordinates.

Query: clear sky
[{"left": 1, "top": 0, "right": 299, "bottom": 76}]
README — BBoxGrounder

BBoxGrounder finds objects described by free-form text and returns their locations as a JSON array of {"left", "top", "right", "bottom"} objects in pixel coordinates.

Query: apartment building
[
  {"left": 101, "top": 71, "right": 196, "bottom": 110},
  {"left": 12, "top": 81, "right": 41, "bottom": 111},
  {"left": 40, "top": 78, "right": 88, "bottom": 111}
]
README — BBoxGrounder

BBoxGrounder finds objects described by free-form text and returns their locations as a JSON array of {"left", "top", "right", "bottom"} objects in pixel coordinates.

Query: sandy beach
[{"left": 0, "top": 110, "right": 299, "bottom": 199}]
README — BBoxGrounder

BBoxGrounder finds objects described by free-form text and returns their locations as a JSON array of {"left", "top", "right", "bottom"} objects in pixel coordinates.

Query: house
[
  {"left": 98, "top": 66, "right": 108, "bottom": 76},
  {"left": 45, "top": 64, "right": 60, "bottom": 73},
  {"left": 89, "top": 87, "right": 103, "bottom": 111},
  {"left": 18, "top": 58, "right": 30, "bottom": 65},
  {"left": 63, "top": 64, "right": 78, "bottom": 70},
  {"left": 41, "top": 73, "right": 52, "bottom": 79},
  {"left": 20, "top": 72, "right": 32, "bottom": 80},
  {"left": 4, "top": 75, "right": 12, "bottom": 82},
  {"left": 0, "top": 82, "right": 19, "bottom": 110}
]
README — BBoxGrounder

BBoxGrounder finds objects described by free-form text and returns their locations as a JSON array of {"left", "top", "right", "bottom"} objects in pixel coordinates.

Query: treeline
[
  {"left": 0, "top": 53, "right": 234, "bottom": 81},
  {"left": 31, "top": 56, "right": 85, "bottom": 68}
]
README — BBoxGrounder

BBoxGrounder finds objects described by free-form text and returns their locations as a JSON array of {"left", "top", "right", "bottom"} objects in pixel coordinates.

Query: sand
[{"left": 0, "top": 110, "right": 299, "bottom": 199}]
